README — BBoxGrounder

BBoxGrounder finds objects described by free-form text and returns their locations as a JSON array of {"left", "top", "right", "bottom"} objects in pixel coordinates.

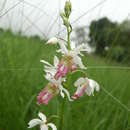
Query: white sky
[{"left": 0, "top": 0, "right": 130, "bottom": 38}]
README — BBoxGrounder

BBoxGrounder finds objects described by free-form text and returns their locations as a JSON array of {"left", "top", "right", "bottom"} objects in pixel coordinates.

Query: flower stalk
[
  {"left": 58, "top": 1, "right": 72, "bottom": 128},
  {"left": 58, "top": 98, "right": 66, "bottom": 130},
  {"left": 67, "top": 27, "right": 71, "bottom": 50}
]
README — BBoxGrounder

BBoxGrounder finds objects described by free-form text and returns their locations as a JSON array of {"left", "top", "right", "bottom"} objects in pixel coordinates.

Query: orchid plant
[{"left": 28, "top": 0, "right": 100, "bottom": 130}]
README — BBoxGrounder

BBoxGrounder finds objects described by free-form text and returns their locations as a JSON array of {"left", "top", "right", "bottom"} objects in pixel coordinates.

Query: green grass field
[{"left": 0, "top": 30, "right": 130, "bottom": 130}]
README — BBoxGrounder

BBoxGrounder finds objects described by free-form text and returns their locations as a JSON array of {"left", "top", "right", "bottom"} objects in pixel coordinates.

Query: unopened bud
[
  {"left": 64, "top": 0, "right": 72, "bottom": 18},
  {"left": 46, "top": 37, "right": 58, "bottom": 44},
  {"left": 60, "top": 12, "right": 70, "bottom": 28}
]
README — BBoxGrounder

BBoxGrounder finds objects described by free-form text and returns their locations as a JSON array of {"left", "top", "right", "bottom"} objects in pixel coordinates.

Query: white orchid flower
[
  {"left": 72, "top": 77, "right": 100, "bottom": 99},
  {"left": 57, "top": 41, "right": 88, "bottom": 69},
  {"left": 40, "top": 56, "right": 73, "bottom": 102},
  {"left": 28, "top": 112, "right": 57, "bottom": 130}
]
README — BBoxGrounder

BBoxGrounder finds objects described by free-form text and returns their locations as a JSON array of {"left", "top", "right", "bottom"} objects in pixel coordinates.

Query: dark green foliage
[
  {"left": 89, "top": 18, "right": 130, "bottom": 64},
  {"left": 89, "top": 17, "right": 117, "bottom": 54},
  {"left": 110, "top": 45, "right": 125, "bottom": 61}
]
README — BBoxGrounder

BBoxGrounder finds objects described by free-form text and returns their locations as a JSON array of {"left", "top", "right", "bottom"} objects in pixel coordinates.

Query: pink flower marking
[
  {"left": 37, "top": 84, "right": 57, "bottom": 105},
  {"left": 55, "top": 64, "right": 68, "bottom": 80},
  {"left": 72, "top": 85, "right": 87, "bottom": 100},
  {"left": 71, "top": 64, "right": 77, "bottom": 72},
  {"left": 55, "top": 63, "right": 77, "bottom": 80}
]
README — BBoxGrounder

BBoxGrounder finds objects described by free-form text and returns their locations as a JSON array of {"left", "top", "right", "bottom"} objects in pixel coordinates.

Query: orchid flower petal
[
  {"left": 40, "top": 60, "right": 53, "bottom": 67},
  {"left": 44, "top": 68, "right": 56, "bottom": 76},
  {"left": 40, "top": 124, "right": 48, "bottom": 130},
  {"left": 47, "top": 123, "right": 57, "bottom": 130},
  {"left": 58, "top": 41, "right": 68, "bottom": 54},
  {"left": 73, "top": 56, "right": 87, "bottom": 69},
  {"left": 28, "top": 119, "right": 42, "bottom": 128},
  {"left": 79, "top": 52, "right": 84, "bottom": 56},
  {"left": 54, "top": 56, "right": 59, "bottom": 67},
  {"left": 75, "top": 44, "right": 88, "bottom": 54},
  {"left": 60, "top": 90, "right": 65, "bottom": 98},
  {"left": 38, "top": 112, "right": 47, "bottom": 123},
  {"left": 74, "top": 77, "right": 85, "bottom": 87},
  {"left": 62, "top": 86, "right": 73, "bottom": 101},
  {"left": 89, "top": 79, "right": 100, "bottom": 92},
  {"left": 85, "top": 84, "right": 93, "bottom": 96},
  {"left": 59, "top": 85, "right": 65, "bottom": 98},
  {"left": 56, "top": 49, "right": 62, "bottom": 53},
  {"left": 44, "top": 73, "right": 51, "bottom": 81},
  {"left": 46, "top": 37, "right": 58, "bottom": 45},
  {"left": 85, "top": 79, "right": 100, "bottom": 96},
  {"left": 44, "top": 65, "right": 56, "bottom": 69}
]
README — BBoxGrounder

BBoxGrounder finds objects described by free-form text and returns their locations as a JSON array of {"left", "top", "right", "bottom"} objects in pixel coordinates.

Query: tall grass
[{"left": 0, "top": 30, "right": 130, "bottom": 130}]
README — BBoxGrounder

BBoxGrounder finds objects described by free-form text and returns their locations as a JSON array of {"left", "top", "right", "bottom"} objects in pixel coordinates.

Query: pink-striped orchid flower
[
  {"left": 37, "top": 83, "right": 58, "bottom": 105},
  {"left": 45, "top": 37, "right": 88, "bottom": 79},
  {"left": 57, "top": 40, "right": 88, "bottom": 70},
  {"left": 72, "top": 77, "right": 100, "bottom": 100},
  {"left": 54, "top": 55, "right": 77, "bottom": 80},
  {"left": 55, "top": 40, "right": 88, "bottom": 79}
]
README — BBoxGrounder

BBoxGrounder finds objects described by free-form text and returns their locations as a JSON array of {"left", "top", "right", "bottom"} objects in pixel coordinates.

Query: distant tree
[
  {"left": 0, "top": 28, "right": 4, "bottom": 32},
  {"left": 120, "top": 20, "right": 130, "bottom": 31},
  {"left": 75, "top": 26, "right": 89, "bottom": 44},
  {"left": 116, "top": 26, "right": 130, "bottom": 63},
  {"left": 89, "top": 17, "right": 118, "bottom": 55},
  {"left": 89, "top": 17, "right": 130, "bottom": 64}
]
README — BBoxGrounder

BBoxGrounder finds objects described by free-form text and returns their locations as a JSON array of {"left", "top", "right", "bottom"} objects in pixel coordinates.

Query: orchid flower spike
[
  {"left": 28, "top": 112, "right": 57, "bottom": 130},
  {"left": 46, "top": 37, "right": 58, "bottom": 44},
  {"left": 72, "top": 77, "right": 100, "bottom": 100}
]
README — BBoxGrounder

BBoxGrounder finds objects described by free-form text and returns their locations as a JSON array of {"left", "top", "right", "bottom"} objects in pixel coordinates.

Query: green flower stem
[
  {"left": 67, "top": 27, "right": 71, "bottom": 50},
  {"left": 58, "top": 98, "right": 66, "bottom": 130}
]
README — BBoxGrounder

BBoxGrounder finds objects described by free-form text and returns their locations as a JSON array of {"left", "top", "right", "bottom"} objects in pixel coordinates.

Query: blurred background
[{"left": 0, "top": 0, "right": 130, "bottom": 130}]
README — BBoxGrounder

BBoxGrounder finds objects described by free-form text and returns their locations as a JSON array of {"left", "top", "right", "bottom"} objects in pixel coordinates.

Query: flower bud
[
  {"left": 46, "top": 37, "right": 58, "bottom": 44},
  {"left": 60, "top": 12, "right": 70, "bottom": 28},
  {"left": 64, "top": 0, "right": 72, "bottom": 18}
]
